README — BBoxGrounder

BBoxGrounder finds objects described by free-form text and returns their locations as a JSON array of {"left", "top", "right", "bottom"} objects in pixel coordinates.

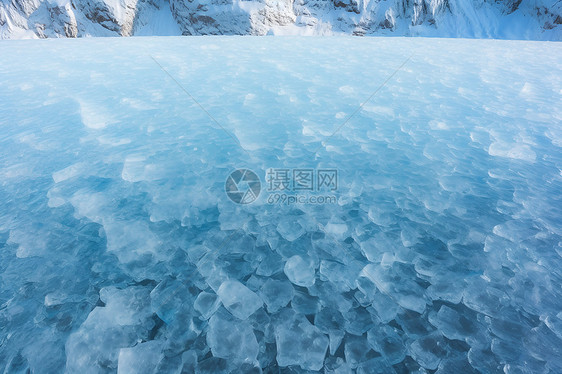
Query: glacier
[
  {"left": 0, "top": 36, "right": 562, "bottom": 373},
  {"left": 0, "top": 0, "right": 561, "bottom": 40}
]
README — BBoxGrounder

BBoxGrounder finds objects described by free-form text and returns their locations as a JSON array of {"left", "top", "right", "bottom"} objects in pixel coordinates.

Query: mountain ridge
[{"left": 1, "top": 0, "right": 561, "bottom": 40}]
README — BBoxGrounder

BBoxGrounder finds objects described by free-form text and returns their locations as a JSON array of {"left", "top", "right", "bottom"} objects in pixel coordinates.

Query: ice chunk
[
  {"left": 310, "top": 281, "right": 355, "bottom": 315},
  {"left": 356, "top": 268, "right": 378, "bottom": 301},
  {"left": 435, "top": 357, "right": 479, "bottom": 374},
  {"left": 315, "top": 307, "right": 345, "bottom": 354},
  {"left": 324, "top": 220, "right": 348, "bottom": 241},
  {"left": 367, "top": 325, "right": 405, "bottom": 365},
  {"left": 344, "top": 335, "right": 377, "bottom": 368},
  {"left": 358, "top": 234, "right": 393, "bottom": 263},
  {"left": 467, "top": 348, "right": 501, "bottom": 373},
  {"left": 544, "top": 312, "right": 562, "bottom": 340},
  {"left": 255, "top": 250, "right": 284, "bottom": 277},
  {"left": 490, "top": 337, "right": 523, "bottom": 364},
  {"left": 462, "top": 278, "right": 510, "bottom": 317},
  {"left": 258, "top": 279, "right": 294, "bottom": 313},
  {"left": 356, "top": 357, "right": 396, "bottom": 374},
  {"left": 118, "top": 341, "right": 163, "bottom": 374},
  {"left": 277, "top": 218, "right": 305, "bottom": 242},
  {"left": 217, "top": 280, "right": 263, "bottom": 320},
  {"left": 236, "top": 363, "right": 263, "bottom": 373},
  {"left": 291, "top": 289, "right": 321, "bottom": 315},
  {"left": 325, "top": 357, "right": 352, "bottom": 374},
  {"left": 197, "top": 357, "right": 229, "bottom": 374},
  {"left": 523, "top": 323, "right": 562, "bottom": 372},
  {"left": 343, "top": 306, "right": 374, "bottom": 336},
  {"left": 44, "top": 292, "right": 74, "bottom": 307},
  {"left": 408, "top": 333, "right": 448, "bottom": 370},
  {"left": 284, "top": 255, "right": 316, "bottom": 287},
  {"left": 207, "top": 312, "right": 259, "bottom": 363},
  {"left": 187, "top": 245, "right": 210, "bottom": 264},
  {"left": 65, "top": 287, "right": 153, "bottom": 373},
  {"left": 194, "top": 291, "right": 221, "bottom": 320},
  {"left": 151, "top": 277, "right": 197, "bottom": 324},
  {"left": 396, "top": 310, "right": 434, "bottom": 338},
  {"left": 79, "top": 100, "right": 114, "bottom": 129},
  {"left": 488, "top": 141, "right": 536, "bottom": 162},
  {"left": 181, "top": 351, "right": 197, "bottom": 373},
  {"left": 52, "top": 162, "right": 86, "bottom": 183},
  {"left": 370, "top": 290, "right": 399, "bottom": 324},
  {"left": 487, "top": 308, "right": 534, "bottom": 344},
  {"left": 196, "top": 253, "right": 231, "bottom": 292},
  {"left": 356, "top": 271, "right": 400, "bottom": 323},
  {"left": 319, "top": 259, "right": 360, "bottom": 292},
  {"left": 275, "top": 310, "right": 329, "bottom": 371},
  {"left": 426, "top": 274, "right": 465, "bottom": 304},
  {"left": 428, "top": 305, "right": 482, "bottom": 342},
  {"left": 8, "top": 227, "right": 48, "bottom": 258},
  {"left": 360, "top": 263, "right": 427, "bottom": 314},
  {"left": 247, "top": 308, "right": 272, "bottom": 341},
  {"left": 328, "top": 331, "right": 345, "bottom": 356}
]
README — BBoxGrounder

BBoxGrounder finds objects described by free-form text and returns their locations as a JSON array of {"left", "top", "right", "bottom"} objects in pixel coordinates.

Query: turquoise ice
[{"left": 0, "top": 37, "right": 561, "bottom": 373}]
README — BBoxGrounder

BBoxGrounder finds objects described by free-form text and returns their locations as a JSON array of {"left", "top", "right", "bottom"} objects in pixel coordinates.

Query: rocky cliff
[{"left": 1, "top": 0, "right": 561, "bottom": 39}]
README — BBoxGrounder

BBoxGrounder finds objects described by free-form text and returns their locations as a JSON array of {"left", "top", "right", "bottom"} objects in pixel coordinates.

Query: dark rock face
[
  {"left": 47, "top": 3, "right": 78, "bottom": 37},
  {"left": 169, "top": 0, "right": 252, "bottom": 35},
  {"left": 333, "top": 0, "right": 360, "bottom": 14},
  {"left": 491, "top": 0, "right": 522, "bottom": 15},
  {"left": 81, "top": 0, "right": 119, "bottom": 31},
  {"left": 0, "top": 0, "right": 560, "bottom": 39}
]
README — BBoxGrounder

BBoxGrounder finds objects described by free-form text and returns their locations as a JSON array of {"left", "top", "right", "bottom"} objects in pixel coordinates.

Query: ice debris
[{"left": 0, "top": 37, "right": 561, "bottom": 373}]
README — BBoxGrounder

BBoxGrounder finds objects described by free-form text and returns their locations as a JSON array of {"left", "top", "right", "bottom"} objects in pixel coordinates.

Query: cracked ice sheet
[{"left": 0, "top": 36, "right": 561, "bottom": 373}]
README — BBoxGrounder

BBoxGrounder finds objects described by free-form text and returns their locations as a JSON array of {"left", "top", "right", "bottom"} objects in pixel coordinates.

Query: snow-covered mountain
[{"left": 1, "top": 0, "right": 561, "bottom": 40}]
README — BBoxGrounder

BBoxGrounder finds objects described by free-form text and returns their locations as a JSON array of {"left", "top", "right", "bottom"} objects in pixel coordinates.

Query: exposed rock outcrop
[{"left": 1, "top": 0, "right": 560, "bottom": 39}]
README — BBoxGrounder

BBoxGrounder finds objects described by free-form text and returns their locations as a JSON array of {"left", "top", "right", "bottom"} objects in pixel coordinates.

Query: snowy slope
[{"left": 0, "top": 0, "right": 561, "bottom": 40}]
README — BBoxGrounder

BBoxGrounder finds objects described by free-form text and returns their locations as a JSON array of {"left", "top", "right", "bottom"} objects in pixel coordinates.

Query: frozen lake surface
[{"left": 0, "top": 37, "right": 561, "bottom": 373}]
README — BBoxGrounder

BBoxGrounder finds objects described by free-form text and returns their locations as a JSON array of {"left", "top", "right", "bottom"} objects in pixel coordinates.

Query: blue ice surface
[{"left": 0, "top": 36, "right": 561, "bottom": 373}]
